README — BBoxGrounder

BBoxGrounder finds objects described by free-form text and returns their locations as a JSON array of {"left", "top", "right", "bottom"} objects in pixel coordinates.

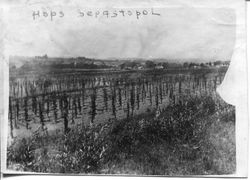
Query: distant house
[
  {"left": 93, "top": 61, "right": 105, "bottom": 66},
  {"left": 188, "top": 63, "right": 200, "bottom": 69},
  {"left": 137, "top": 66, "right": 144, "bottom": 70},
  {"left": 155, "top": 65, "right": 164, "bottom": 69},
  {"left": 211, "top": 62, "right": 215, "bottom": 66},
  {"left": 125, "top": 67, "right": 133, "bottom": 70},
  {"left": 35, "top": 54, "right": 48, "bottom": 60}
]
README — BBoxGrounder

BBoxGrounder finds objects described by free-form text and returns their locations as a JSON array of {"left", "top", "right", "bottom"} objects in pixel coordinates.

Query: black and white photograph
[{"left": 0, "top": 0, "right": 248, "bottom": 177}]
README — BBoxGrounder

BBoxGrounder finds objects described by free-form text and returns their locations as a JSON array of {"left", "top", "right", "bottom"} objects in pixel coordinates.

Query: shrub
[
  {"left": 60, "top": 124, "right": 109, "bottom": 173},
  {"left": 7, "top": 138, "right": 35, "bottom": 170}
]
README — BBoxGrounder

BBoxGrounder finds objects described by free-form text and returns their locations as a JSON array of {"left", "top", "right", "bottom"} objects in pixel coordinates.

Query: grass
[{"left": 7, "top": 93, "right": 235, "bottom": 175}]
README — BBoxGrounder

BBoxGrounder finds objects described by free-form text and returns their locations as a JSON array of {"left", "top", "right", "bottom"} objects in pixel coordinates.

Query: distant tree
[
  {"left": 131, "top": 61, "right": 138, "bottom": 68},
  {"left": 214, "top": 61, "right": 222, "bottom": 66},
  {"left": 120, "top": 63, "right": 126, "bottom": 70},
  {"left": 10, "top": 65, "right": 16, "bottom": 70},
  {"left": 119, "top": 61, "right": 138, "bottom": 69},
  {"left": 43, "top": 54, "right": 48, "bottom": 59},
  {"left": 189, "top": 63, "right": 198, "bottom": 68},
  {"left": 168, "top": 63, "right": 182, "bottom": 68},
  {"left": 183, "top": 62, "right": 189, "bottom": 68},
  {"left": 224, "top": 61, "right": 230, "bottom": 65},
  {"left": 200, "top": 63, "right": 206, "bottom": 67},
  {"left": 145, "top": 61, "right": 155, "bottom": 69},
  {"left": 162, "top": 62, "right": 169, "bottom": 69}
]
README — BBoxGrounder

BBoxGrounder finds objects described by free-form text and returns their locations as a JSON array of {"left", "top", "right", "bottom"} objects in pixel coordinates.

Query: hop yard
[{"left": 7, "top": 68, "right": 235, "bottom": 175}]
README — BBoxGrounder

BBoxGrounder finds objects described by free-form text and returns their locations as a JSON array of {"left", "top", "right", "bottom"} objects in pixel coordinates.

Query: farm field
[{"left": 7, "top": 67, "right": 235, "bottom": 175}]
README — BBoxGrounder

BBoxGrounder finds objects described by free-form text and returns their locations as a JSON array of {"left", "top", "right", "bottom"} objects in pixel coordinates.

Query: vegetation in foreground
[{"left": 7, "top": 94, "right": 235, "bottom": 175}]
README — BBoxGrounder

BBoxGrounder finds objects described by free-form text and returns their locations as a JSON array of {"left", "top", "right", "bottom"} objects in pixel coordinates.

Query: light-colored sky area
[{"left": 5, "top": 4, "right": 236, "bottom": 62}]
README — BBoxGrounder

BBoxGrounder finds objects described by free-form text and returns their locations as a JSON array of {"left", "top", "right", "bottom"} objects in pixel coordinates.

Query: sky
[{"left": 5, "top": 5, "right": 236, "bottom": 62}]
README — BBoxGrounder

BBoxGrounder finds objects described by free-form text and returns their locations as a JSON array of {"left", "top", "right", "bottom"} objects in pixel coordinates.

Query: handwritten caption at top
[{"left": 32, "top": 8, "right": 161, "bottom": 21}]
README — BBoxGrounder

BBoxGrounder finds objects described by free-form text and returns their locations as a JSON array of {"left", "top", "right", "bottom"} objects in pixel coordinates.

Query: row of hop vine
[{"left": 8, "top": 72, "right": 223, "bottom": 137}]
